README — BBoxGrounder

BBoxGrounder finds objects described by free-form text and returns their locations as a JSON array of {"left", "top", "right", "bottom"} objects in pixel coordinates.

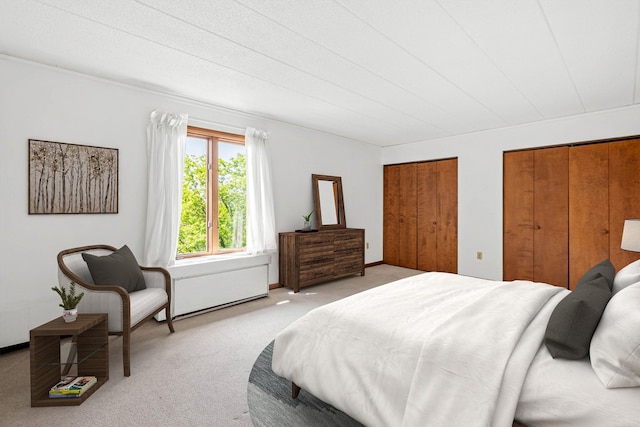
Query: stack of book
[{"left": 49, "top": 376, "right": 97, "bottom": 398}]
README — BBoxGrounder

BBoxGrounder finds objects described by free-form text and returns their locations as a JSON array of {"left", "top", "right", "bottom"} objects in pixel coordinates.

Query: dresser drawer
[
  {"left": 297, "top": 233, "right": 335, "bottom": 245},
  {"left": 300, "top": 266, "right": 335, "bottom": 286},
  {"left": 337, "top": 239, "right": 363, "bottom": 251},
  {"left": 333, "top": 229, "right": 363, "bottom": 241},
  {"left": 334, "top": 254, "right": 363, "bottom": 274},
  {"left": 333, "top": 245, "right": 364, "bottom": 257},
  {"left": 299, "top": 253, "right": 334, "bottom": 270},
  {"left": 298, "top": 242, "right": 334, "bottom": 256}
]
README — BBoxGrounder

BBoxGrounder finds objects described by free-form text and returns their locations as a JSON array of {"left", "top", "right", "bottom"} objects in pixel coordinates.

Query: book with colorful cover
[
  {"left": 48, "top": 392, "right": 83, "bottom": 399},
  {"left": 49, "top": 376, "right": 97, "bottom": 397}
]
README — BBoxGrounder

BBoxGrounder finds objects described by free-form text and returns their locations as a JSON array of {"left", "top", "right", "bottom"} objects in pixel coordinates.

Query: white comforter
[{"left": 272, "top": 272, "right": 569, "bottom": 427}]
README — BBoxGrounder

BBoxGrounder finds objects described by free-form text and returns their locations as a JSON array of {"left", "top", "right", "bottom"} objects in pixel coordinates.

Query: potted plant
[
  {"left": 302, "top": 210, "right": 314, "bottom": 231},
  {"left": 51, "top": 281, "right": 84, "bottom": 323}
]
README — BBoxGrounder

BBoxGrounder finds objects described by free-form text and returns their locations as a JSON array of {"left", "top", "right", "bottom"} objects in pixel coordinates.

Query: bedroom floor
[{"left": 0, "top": 264, "right": 420, "bottom": 427}]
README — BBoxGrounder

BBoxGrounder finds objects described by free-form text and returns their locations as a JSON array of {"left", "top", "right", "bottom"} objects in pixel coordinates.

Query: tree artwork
[{"left": 28, "top": 140, "right": 118, "bottom": 214}]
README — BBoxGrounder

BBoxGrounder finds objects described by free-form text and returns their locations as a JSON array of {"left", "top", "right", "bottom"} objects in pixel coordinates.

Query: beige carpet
[{"left": 0, "top": 264, "right": 420, "bottom": 427}]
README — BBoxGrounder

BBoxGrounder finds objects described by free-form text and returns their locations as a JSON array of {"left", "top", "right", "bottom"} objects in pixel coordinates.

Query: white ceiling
[{"left": 2, "top": 0, "right": 639, "bottom": 147}]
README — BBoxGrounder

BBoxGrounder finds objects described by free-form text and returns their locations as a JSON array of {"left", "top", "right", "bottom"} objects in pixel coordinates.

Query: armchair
[{"left": 57, "top": 244, "right": 175, "bottom": 376}]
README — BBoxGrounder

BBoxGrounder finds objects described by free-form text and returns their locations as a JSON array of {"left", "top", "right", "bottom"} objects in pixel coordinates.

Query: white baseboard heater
[{"left": 155, "top": 254, "right": 271, "bottom": 321}]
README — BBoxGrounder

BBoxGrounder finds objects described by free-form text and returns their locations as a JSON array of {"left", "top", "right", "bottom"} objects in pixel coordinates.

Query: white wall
[
  {"left": 383, "top": 106, "right": 640, "bottom": 280},
  {"left": 0, "top": 56, "right": 382, "bottom": 348},
  {"left": 7, "top": 53, "right": 639, "bottom": 349}
]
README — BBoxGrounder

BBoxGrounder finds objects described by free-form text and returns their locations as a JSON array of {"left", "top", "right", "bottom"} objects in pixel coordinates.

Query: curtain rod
[{"left": 188, "top": 117, "right": 246, "bottom": 135}]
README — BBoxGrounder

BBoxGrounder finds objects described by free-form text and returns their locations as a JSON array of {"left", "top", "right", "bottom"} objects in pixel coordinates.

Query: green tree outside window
[{"left": 178, "top": 152, "right": 246, "bottom": 255}]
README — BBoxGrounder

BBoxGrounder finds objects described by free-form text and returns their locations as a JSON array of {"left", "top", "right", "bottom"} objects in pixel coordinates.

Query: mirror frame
[{"left": 312, "top": 174, "right": 346, "bottom": 230}]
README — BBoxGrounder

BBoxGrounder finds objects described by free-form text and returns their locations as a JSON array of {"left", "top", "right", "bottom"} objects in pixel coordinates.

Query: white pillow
[
  {"left": 590, "top": 281, "right": 640, "bottom": 388},
  {"left": 613, "top": 259, "right": 640, "bottom": 294}
]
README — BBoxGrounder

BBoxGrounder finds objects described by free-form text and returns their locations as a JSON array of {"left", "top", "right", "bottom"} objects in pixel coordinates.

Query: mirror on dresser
[{"left": 312, "top": 174, "right": 346, "bottom": 230}]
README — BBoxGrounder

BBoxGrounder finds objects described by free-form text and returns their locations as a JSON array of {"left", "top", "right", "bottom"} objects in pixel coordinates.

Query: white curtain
[
  {"left": 143, "top": 110, "right": 188, "bottom": 267},
  {"left": 245, "top": 127, "right": 277, "bottom": 254}
]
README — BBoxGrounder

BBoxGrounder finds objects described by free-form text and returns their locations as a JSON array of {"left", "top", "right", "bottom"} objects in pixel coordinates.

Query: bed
[{"left": 271, "top": 264, "right": 640, "bottom": 427}]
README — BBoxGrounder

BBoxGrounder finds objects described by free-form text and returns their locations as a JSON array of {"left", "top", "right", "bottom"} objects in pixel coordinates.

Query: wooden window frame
[{"left": 178, "top": 126, "right": 245, "bottom": 259}]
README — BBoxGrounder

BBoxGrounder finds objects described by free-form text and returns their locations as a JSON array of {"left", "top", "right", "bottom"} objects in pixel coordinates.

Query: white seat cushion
[{"left": 129, "top": 288, "right": 168, "bottom": 327}]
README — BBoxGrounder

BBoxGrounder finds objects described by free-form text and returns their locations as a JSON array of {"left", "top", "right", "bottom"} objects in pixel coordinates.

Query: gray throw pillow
[
  {"left": 82, "top": 245, "right": 147, "bottom": 293},
  {"left": 576, "top": 258, "right": 615, "bottom": 289},
  {"left": 544, "top": 273, "right": 612, "bottom": 359}
]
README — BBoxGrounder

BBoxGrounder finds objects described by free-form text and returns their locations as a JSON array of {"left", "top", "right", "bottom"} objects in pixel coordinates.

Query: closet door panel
[
  {"left": 383, "top": 165, "right": 401, "bottom": 266},
  {"left": 398, "top": 164, "right": 418, "bottom": 269},
  {"left": 436, "top": 159, "right": 458, "bottom": 273},
  {"left": 568, "top": 144, "right": 609, "bottom": 289},
  {"left": 417, "top": 162, "right": 437, "bottom": 271},
  {"left": 609, "top": 139, "right": 640, "bottom": 271},
  {"left": 503, "top": 151, "right": 534, "bottom": 281},
  {"left": 534, "top": 147, "right": 569, "bottom": 288},
  {"left": 383, "top": 164, "right": 417, "bottom": 268}
]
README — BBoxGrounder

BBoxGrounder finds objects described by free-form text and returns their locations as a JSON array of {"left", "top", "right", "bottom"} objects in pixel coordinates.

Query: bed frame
[{"left": 291, "top": 382, "right": 529, "bottom": 427}]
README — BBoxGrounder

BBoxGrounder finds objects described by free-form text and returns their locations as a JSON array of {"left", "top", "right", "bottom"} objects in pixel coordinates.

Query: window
[{"left": 178, "top": 126, "right": 246, "bottom": 258}]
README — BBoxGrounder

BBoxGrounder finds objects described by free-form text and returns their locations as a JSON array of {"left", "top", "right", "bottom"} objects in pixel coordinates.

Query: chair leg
[
  {"left": 123, "top": 330, "right": 131, "bottom": 377},
  {"left": 166, "top": 306, "right": 175, "bottom": 333}
]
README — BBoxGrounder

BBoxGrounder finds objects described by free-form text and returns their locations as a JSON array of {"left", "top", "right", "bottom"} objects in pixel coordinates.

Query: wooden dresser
[{"left": 279, "top": 228, "right": 365, "bottom": 292}]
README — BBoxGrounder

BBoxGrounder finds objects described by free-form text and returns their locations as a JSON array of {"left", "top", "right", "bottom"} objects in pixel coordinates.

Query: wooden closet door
[
  {"left": 417, "top": 162, "right": 437, "bottom": 271},
  {"left": 534, "top": 147, "right": 569, "bottom": 288},
  {"left": 383, "top": 164, "right": 417, "bottom": 268},
  {"left": 417, "top": 159, "right": 458, "bottom": 273},
  {"left": 609, "top": 139, "right": 640, "bottom": 272},
  {"left": 436, "top": 159, "right": 458, "bottom": 273},
  {"left": 503, "top": 151, "right": 534, "bottom": 281},
  {"left": 569, "top": 143, "right": 609, "bottom": 289}
]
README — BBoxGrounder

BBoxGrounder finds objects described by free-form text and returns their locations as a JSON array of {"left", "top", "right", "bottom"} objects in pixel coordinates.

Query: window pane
[
  {"left": 218, "top": 141, "right": 246, "bottom": 250},
  {"left": 178, "top": 136, "right": 208, "bottom": 255}
]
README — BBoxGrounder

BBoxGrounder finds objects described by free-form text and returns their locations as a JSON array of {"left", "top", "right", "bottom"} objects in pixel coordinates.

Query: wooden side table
[{"left": 30, "top": 313, "right": 109, "bottom": 407}]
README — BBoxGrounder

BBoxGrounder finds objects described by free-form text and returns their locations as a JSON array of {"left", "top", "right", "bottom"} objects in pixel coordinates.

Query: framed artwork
[{"left": 28, "top": 139, "right": 118, "bottom": 214}]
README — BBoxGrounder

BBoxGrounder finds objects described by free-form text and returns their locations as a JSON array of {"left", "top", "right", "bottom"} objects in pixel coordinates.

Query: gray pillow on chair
[{"left": 82, "top": 245, "right": 147, "bottom": 293}]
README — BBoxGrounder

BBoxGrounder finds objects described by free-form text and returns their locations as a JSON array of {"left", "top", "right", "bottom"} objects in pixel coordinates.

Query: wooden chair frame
[{"left": 57, "top": 244, "right": 175, "bottom": 376}]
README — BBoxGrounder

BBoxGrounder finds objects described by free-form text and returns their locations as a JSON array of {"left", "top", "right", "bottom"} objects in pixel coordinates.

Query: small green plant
[
  {"left": 302, "top": 210, "right": 314, "bottom": 222},
  {"left": 51, "top": 282, "right": 84, "bottom": 310}
]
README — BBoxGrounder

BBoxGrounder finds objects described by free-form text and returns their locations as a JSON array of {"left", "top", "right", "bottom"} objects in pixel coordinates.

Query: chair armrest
[
  {"left": 140, "top": 266, "right": 171, "bottom": 293},
  {"left": 69, "top": 281, "right": 129, "bottom": 333}
]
